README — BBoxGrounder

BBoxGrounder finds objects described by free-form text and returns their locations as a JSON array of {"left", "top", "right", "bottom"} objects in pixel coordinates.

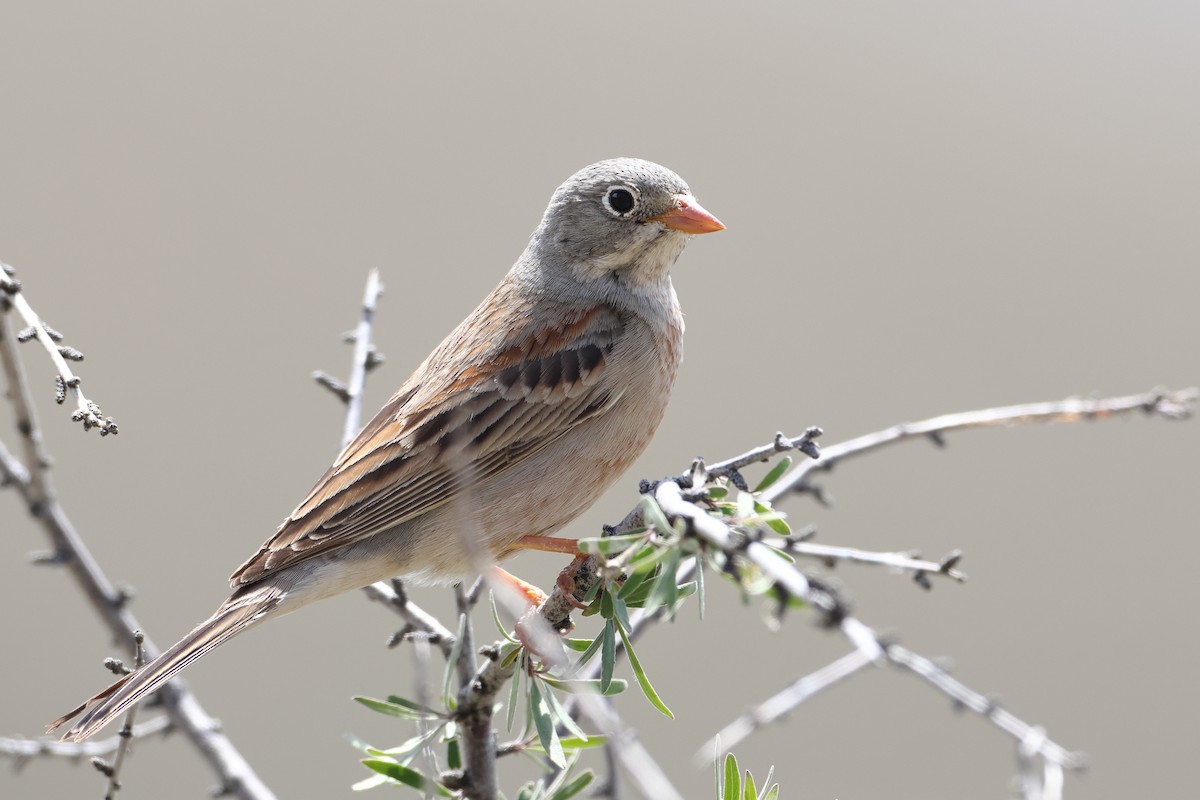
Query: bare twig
[
  {"left": 655, "top": 480, "right": 1084, "bottom": 786},
  {"left": 333, "top": 269, "right": 383, "bottom": 445},
  {"left": 761, "top": 388, "right": 1197, "bottom": 504},
  {"left": 97, "top": 631, "right": 146, "bottom": 799},
  {"left": 703, "top": 649, "right": 876, "bottom": 754},
  {"left": 1, "top": 291, "right": 276, "bottom": 798},
  {"left": 0, "top": 716, "right": 171, "bottom": 767},
  {"left": 0, "top": 263, "right": 117, "bottom": 435},
  {"left": 363, "top": 578, "right": 456, "bottom": 658},
  {"left": 780, "top": 539, "right": 966, "bottom": 586},
  {"left": 885, "top": 642, "right": 1085, "bottom": 772}
]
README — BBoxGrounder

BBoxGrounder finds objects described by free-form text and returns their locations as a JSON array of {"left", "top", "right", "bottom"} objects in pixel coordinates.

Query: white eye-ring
[{"left": 602, "top": 184, "right": 640, "bottom": 217}]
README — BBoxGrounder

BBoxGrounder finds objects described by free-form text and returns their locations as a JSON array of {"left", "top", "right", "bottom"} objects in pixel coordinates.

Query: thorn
[
  {"left": 790, "top": 524, "right": 818, "bottom": 543},
  {"left": 113, "top": 586, "right": 135, "bottom": 609},
  {"left": 912, "top": 571, "right": 932, "bottom": 590},
  {"left": 773, "top": 431, "right": 792, "bottom": 451},
  {"left": 796, "top": 482, "right": 833, "bottom": 507},
  {"left": 212, "top": 780, "right": 238, "bottom": 797},
  {"left": 57, "top": 345, "right": 85, "bottom": 361},
  {"left": 386, "top": 624, "right": 417, "bottom": 649},
  {"left": 42, "top": 324, "right": 64, "bottom": 341},
  {"left": 91, "top": 757, "right": 115, "bottom": 777},
  {"left": 313, "top": 371, "right": 350, "bottom": 402},
  {"left": 928, "top": 431, "right": 946, "bottom": 448},
  {"left": 16, "top": 326, "right": 37, "bottom": 342},
  {"left": 365, "top": 346, "right": 385, "bottom": 371},
  {"left": 29, "top": 549, "right": 68, "bottom": 565},
  {"left": 938, "top": 550, "right": 967, "bottom": 581}
]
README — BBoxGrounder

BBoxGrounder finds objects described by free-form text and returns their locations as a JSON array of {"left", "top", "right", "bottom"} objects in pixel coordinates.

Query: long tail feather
[{"left": 49, "top": 587, "right": 283, "bottom": 742}]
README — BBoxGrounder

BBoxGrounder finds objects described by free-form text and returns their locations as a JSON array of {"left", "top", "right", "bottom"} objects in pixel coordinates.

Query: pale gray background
[{"left": 2, "top": 3, "right": 1197, "bottom": 798}]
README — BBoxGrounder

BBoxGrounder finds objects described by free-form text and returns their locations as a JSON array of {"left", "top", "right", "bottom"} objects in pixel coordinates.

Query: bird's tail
[{"left": 48, "top": 586, "right": 283, "bottom": 742}]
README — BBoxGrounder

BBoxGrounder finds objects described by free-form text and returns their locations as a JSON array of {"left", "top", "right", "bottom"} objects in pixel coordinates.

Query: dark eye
[{"left": 603, "top": 186, "right": 637, "bottom": 216}]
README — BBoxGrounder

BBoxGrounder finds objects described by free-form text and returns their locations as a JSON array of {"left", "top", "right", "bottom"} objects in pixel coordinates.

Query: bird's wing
[{"left": 230, "top": 295, "right": 625, "bottom": 587}]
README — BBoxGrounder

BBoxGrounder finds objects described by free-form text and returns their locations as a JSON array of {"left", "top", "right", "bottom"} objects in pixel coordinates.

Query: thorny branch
[
  {"left": 96, "top": 631, "right": 147, "bottom": 800},
  {"left": 0, "top": 277, "right": 276, "bottom": 799},
  {"left": 760, "top": 388, "right": 1197, "bottom": 505},
  {"left": 0, "top": 716, "right": 172, "bottom": 766},
  {"left": 0, "top": 262, "right": 117, "bottom": 435},
  {"left": 546, "top": 388, "right": 1192, "bottom": 799},
  {"left": 655, "top": 478, "right": 1084, "bottom": 799}
]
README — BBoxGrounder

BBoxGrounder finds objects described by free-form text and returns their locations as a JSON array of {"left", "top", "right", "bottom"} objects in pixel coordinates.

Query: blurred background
[{"left": 2, "top": 2, "right": 1197, "bottom": 798}]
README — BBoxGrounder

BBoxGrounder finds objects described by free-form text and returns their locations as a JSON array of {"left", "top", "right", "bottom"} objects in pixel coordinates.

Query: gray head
[{"left": 525, "top": 158, "right": 723, "bottom": 289}]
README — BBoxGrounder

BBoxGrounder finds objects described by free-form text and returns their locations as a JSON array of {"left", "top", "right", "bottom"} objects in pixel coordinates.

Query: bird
[{"left": 50, "top": 157, "right": 724, "bottom": 742}]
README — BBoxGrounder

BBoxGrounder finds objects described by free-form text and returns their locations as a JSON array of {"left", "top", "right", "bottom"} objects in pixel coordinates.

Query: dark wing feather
[{"left": 230, "top": 299, "right": 624, "bottom": 587}]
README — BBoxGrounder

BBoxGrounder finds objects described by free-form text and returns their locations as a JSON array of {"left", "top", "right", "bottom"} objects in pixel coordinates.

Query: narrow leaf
[
  {"left": 611, "top": 594, "right": 633, "bottom": 633},
  {"left": 723, "top": 754, "right": 740, "bottom": 800},
  {"left": 547, "top": 770, "right": 596, "bottom": 800},
  {"left": 528, "top": 735, "right": 610, "bottom": 754},
  {"left": 576, "top": 633, "right": 604, "bottom": 668},
  {"left": 528, "top": 677, "right": 565, "bottom": 767},
  {"left": 616, "top": 565, "right": 653, "bottom": 601},
  {"left": 753, "top": 456, "right": 793, "bottom": 492},
  {"left": 361, "top": 759, "right": 450, "bottom": 796},
  {"left": 600, "top": 587, "right": 615, "bottom": 620},
  {"left": 354, "top": 696, "right": 441, "bottom": 721},
  {"left": 564, "top": 637, "right": 595, "bottom": 652},
  {"left": 645, "top": 548, "right": 681, "bottom": 614},
  {"left": 743, "top": 770, "right": 757, "bottom": 800},
  {"left": 617, "top": 624, "right": 673, "bottom": 718},
  {"left": 626, "top": 545, "right": 675, "bottom": 578},
  {"left": 600, "top": 619, "right": 616, "bottom": 694},
  {"left": 539, "top": 678, "right": 589, "bottom": 741},
  {"left": 506, "top": 653, "right": 522, "bottom": 731},
  {"left": 577, "top": 532, "right": 649, "bottom": 555},
  {"left": 754, "top": 499, "right": 791, "bottom": 536},
  {"left": 539, "top": 676, "right": 628, "bottom": 696},
  {"left": 351, "top": 773, "right": 390, "bottom": 791},
  {"left": 490, "top": 590, "right": 518, "bottom": 642},
  {"left": 641, "top": 494, "right": 673, "bottom": 536}
]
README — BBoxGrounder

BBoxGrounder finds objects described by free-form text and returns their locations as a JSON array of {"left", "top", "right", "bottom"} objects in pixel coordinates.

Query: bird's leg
[
  {"left": 491, "top": 566, "right": 576, "bottom": 653},
  {"left": 512, "top": 535, "right": 590, "bottom": 609},
  {"left": 490, "top": 566, "right": 550, "bottom": 607}
]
